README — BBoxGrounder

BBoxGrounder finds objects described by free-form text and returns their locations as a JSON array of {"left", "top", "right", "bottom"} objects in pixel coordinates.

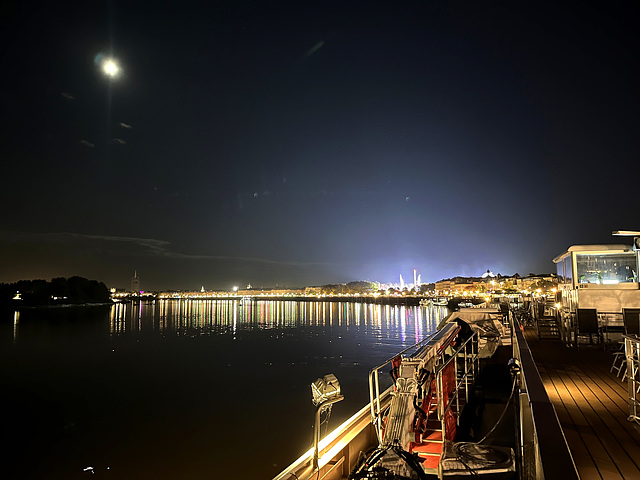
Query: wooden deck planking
[
  {"left": 540, "top": 369, "right": 604, "bottom": 479},
  {"left": 552, "top": 363, "right": 637, "bottom": 477},
  {"left": 565, "top": 364, "right": 635, "bottom": 436},
  {"left": 565, "top": 364, "right": 630, "bottom": 415},
  {"left": 523, "top": 327, "right": 640, "bottom": 479},
  {"left": 565, "top": 370, "right": 640, "bottom": 476},
  {"left": 549, "top": 368, "right": 622, "bottom": 478}
]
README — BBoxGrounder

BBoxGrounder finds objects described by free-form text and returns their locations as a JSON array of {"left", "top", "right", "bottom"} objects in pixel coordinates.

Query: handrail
[
  {"left": 271, "top": 390, "right": 393, "bottom": 480},
  {"left": 368, "top": 323, "right": 479, "bottom": 444},
  {"left": 623, "top": 334, "right": 640, "bottom": 424},
  {"left": 440, "top": 331, "right": 479, "bottom": 419},
  {"left": 512, "top": 317, "right": 580, "bottom": 479},
  {"left": 368, "top": 328, "right": 446, "bottom": 441}
]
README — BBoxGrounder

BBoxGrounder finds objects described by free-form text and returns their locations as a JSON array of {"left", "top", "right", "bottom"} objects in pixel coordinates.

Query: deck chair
[
  {"left": 615, "top": 309, "right": 640, "bottom": 380},
  {"left": 574, "top": 309, "right": 599, "bottom": 347},
  {"left": 499, "top": 303, "right": 509, "bottom": 324},
  {"left": 611, "top": 349, "right": 626, "bottom": 378},
  {"left": 623, "top": 308, "right": 640, "bottom": 336},
  {"left": 611, "top": 340, "right": 627, "bottom": 378}
]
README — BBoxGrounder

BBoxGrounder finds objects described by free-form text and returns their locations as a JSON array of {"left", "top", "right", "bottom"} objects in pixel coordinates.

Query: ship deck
[{"left": 524, "top": 326, "right": 640, "bottom": 479}]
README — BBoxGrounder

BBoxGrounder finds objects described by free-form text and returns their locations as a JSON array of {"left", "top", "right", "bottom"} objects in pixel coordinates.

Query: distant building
[
  {"left": 513, "top": 274, "right": 558, "bottom": 291},
  {"left": 482, "top": 270, "right": 496, "bottom": 278},
  {"left": 236, "top": 287, "right": 304, "bottom": 296},
  {"left": 131, "top": 271, "right": 140, "bottom": 293},
  {"left": 434, "top": 272, "right": 558, "bottom": 294},
  {"left": 435, "top": 277, "right": 482, "bottom": 293}
]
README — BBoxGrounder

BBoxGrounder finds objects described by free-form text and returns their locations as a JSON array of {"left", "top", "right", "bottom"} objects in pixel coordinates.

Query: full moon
[{"left": 100, "top": 56, "right": 121, "bottom": 79}]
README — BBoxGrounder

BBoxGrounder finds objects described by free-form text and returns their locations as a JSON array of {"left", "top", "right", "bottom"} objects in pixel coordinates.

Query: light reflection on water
[
  {"left": 109, "top": 299, "right": 446, "bottom": 347},
  {"left": 2, "top": 300, "right": 447, "bottom": 480}
]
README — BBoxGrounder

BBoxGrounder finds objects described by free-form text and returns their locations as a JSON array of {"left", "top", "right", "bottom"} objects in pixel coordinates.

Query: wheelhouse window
[
  {"left": 556, "top": 256, "right": 572, "bottom": 285},
  {"left": 575, "top": 252, "right": 638, "bottom": 284},
  {"left": 556, "top": 260, "right": 563, "bottom": 281},
  {"left": 564, "top": 256, "right": 572, "bottom": 285}
]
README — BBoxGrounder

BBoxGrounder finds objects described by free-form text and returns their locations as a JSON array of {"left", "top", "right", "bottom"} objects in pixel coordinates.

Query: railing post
[
  {"left": 454, "top": 351, "right": 459, "bottom": 419},
  {"left": 313, "top": 395, "right": 344, "bottom": 470},
  {"left": 368, "top": 369, "right": 378, "bottom": 441},
  {"left": 625, "top": 335, "right": 640, "bottom": 424},
  {"left": 464, "top": 343, "right": 469, "bottom": 403},
  {"left": 374, "top": 369, "right": 381, "bottom": 438},
  {"left": 437, "top": 363, "right": 444, "bottom": 419}
]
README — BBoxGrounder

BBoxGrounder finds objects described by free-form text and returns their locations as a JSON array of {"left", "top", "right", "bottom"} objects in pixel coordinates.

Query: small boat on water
[
  {"left": 419, "top": 298, "right": 448, "bottom": 307},
  {"left": 273, "top": 305, "right": 578, "bottom": 480}
]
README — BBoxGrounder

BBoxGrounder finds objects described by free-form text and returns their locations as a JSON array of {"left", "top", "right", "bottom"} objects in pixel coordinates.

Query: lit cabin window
[{"left": 575, "top": 252, "right": 638, "bottom": 284}]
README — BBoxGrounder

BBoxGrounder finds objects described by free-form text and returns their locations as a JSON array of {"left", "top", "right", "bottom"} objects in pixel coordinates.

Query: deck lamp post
[{"left": 311, "top": 374, "right": 344, "bottom": 470}]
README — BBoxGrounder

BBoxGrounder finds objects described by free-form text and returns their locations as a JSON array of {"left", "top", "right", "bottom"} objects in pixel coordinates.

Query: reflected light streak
[
  {"left": 399, "top": 306, "right": 407, "bottom": 345},
  {"left": 105, "top": 299, "right": 448, "bottom": 347},
  {"left": 232, "top": 300, "right": 238, "bottom": 338},
  {"left": 13, "top": 310, "right": 19, "bottom": 343}
]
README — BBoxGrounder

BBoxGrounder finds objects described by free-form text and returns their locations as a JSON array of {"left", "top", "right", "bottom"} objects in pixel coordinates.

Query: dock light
[{"left": 311, "top": 374, "right": 344, "bottom": 470}]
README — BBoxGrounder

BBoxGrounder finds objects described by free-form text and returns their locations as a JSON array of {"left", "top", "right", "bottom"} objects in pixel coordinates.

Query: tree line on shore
[
  {"left": 319, "top": 281, "right": 433, "bottom": 295},
  {"left": 0, "top": 277, "right": 111, "bottom": 306}
]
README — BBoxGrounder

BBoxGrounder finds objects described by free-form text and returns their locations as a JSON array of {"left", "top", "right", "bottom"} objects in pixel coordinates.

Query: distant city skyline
[{"left": 114, "top": 265, "right": 555, "bottom": 292}]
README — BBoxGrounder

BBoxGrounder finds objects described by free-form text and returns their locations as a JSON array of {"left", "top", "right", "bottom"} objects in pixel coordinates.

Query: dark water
[{"left": 0, "top": 300, "right": 447, "bottom": 480}]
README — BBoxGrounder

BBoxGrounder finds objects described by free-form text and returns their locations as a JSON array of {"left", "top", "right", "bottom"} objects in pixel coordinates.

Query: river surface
[{"left": 0, "top": 300, "right": 447, "bottom": 480}]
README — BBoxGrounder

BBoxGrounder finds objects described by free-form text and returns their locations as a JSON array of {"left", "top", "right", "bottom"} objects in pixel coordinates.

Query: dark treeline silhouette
[
  {"left": 321, "top": 281, "right": 378, "bottom": 294},
  {"left": 0, "top": 277, "right": 111, "bottom": 306}
]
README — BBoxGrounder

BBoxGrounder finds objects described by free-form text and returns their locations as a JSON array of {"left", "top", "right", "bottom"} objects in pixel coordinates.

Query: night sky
[{"left": 1, "top": 1, "right": 639, "bottom": 291}]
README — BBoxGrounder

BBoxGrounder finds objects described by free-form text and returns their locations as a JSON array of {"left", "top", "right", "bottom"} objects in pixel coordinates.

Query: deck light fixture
[{"left": 311, "top": 374, "right": 341, "bottom": 406}]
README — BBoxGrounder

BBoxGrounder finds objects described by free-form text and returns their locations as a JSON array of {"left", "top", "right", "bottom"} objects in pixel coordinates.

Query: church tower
[{"left": 131, "top": 270, "right": 140, "bottom": 293}]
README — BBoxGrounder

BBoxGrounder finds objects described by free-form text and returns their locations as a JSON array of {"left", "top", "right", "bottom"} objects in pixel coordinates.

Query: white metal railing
[
  {"left": 624, "top": 334, "right": 640, "bottom": 424},
  {"left": 512, "top": 313, "right": 579, "bottom": 479},
  {"left": 368, "top": 326, "right": 479, "bottom": 445},
  {"left": 368, "top": 331, "right": 442, "bottom": 442},
  {"left": 439, "top": 332, "right": 480, "bottom": 421}
]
